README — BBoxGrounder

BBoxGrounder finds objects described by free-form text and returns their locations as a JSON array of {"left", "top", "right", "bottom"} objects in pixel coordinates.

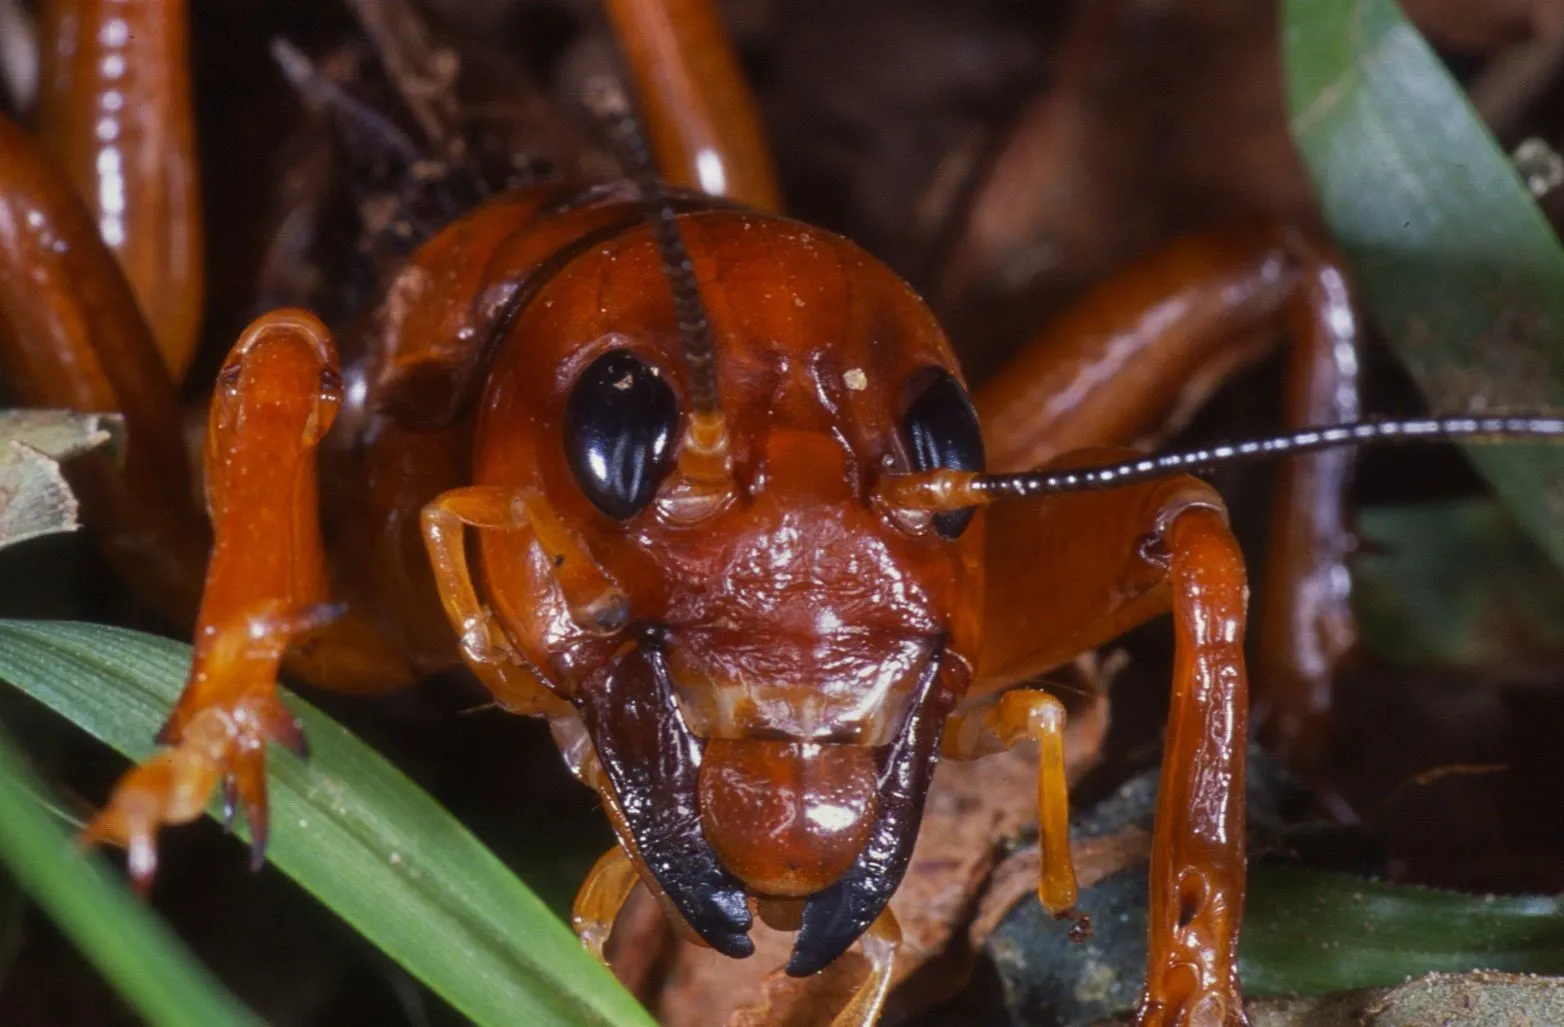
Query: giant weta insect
[{"left": 1, "top": 1, "right": 1561, "bottom": 1025}]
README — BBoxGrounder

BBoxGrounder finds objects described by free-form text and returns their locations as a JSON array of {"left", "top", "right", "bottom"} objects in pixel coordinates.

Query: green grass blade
[
  {"left": 0, "top": 723, "right": 264, "bottom": 1027},
  {"left": 1243, "top": 865, "right": 1564, "bottom": 996},
  {"left": 0, "top": 619, "right": 655, "bottom": 1027},
  {"left": 1284, "top": 0, "right": 1564, "bottom": 570}
]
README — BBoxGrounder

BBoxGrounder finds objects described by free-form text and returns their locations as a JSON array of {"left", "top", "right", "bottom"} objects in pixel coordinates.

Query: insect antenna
[
  {"left": 879, "top": 415, "right": 1564, "bottom": 511},
  {"left": 584, "top": 77, "right": 735, "bottom": 507}
]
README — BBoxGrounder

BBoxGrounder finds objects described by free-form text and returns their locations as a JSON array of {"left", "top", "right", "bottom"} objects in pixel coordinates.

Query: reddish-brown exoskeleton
[{"left": 2, "top": 2, "right": 1562, "bottom": 1025}]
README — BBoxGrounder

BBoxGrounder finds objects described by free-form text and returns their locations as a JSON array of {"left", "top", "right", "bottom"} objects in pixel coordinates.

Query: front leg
[
  {"left": 82, "top": 311, "right": 343, "bottom": 887},
  {"left": 974, "top": 467, "right": 1250, "bottom": 1025}
]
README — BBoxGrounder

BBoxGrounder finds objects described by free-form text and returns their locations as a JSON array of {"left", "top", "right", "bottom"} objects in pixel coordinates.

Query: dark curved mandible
[
  {"left": 788, "top": 639, "right": 953, "bottom": 977},
  {"left": 574, "top": 641, "right": 755, "bottom": 958}
]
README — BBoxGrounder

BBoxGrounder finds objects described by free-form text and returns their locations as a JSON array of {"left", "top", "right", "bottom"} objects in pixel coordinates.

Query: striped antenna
[
  {"left": 878, "top": 416, "right": 1564, "bottom": 512},
  {"left": 978, "top": 416, "right": 1564, "bottom": 498},
  {"left": 582, "top": 77, "right": 724, "bottom": 419},
  {"left": 582, "top": 76, "right": 734, "bottom": 509}
]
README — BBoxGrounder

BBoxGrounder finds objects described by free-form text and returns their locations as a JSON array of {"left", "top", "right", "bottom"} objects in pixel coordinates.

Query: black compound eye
[
  {"left": 898, "top": 367, "right": 985, "bottom": 538},
  {"left": 565, "top": 350, "right": 679, "bottom": 520}
]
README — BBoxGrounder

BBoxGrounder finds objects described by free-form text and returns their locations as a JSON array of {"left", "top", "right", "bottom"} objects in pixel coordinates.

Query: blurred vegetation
[{"left": 1287, "top": 0, "right": 1564, "bottom": 572}]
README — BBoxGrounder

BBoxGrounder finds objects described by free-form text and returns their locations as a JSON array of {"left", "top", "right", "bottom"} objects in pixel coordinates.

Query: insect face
[{"left": 472, "top": 209, "right": 985, "bottom": 964}]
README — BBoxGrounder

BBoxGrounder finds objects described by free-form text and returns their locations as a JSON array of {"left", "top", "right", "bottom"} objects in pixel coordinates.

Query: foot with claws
[{"left": 81, "top": 678, "right": 308, "bottom": 889}]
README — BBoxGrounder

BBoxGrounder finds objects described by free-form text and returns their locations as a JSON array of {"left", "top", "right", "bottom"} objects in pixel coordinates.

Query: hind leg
[
  {"left": 977, "top": 223, "right": 1358, "bottom": 768},
  {"left": 36, "top": 0, "right": 204, "bottom": 377},
  {"left": 0, "top": 111, "right": 208, "bottom": 622},
  {"left": 604, "top": 0, "right": 780, "bottom": 209}
]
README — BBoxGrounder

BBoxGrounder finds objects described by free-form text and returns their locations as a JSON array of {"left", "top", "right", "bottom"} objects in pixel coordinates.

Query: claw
[
  {"left": 80, "top": 687, "right": 306, "bottom": 891},
  {"left": 221, "top": 776, "right": 238, "bottom": 833},
  {"left": 248, "top": 818, "right": 270, "bottom": 872},
  {"left": 78, "top": 751, "right": 199, "bottom": 894},
  {"left": 233, "top": 745, "right": 271, "bottom": 870},
  {"left": 125, "top": 816, "right": 159, "bottom": 896},
  {"left": 80, "top": 778, "right": 164, "bottom": 895}
]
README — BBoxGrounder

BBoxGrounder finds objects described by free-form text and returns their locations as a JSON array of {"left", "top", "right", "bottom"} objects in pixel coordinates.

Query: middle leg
[{"left": 970, "top": 469, "right": 1251, "bottom": 1026}]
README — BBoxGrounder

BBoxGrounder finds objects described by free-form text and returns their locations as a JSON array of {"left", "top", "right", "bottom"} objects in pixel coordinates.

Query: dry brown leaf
[{"left": 0, "top": 410, "right": 121, "bottom": 550}]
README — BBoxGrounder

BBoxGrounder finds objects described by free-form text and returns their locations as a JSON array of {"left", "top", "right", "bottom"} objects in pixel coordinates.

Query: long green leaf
[
  {"left": 0, "top": 620, "right": 654, "bottom": 1027},
  {"left": 1284, "top": 0, "right": 1564, "bottom": 570},
  {"left": 0, "top": 723, "right": 263, "bottom": 1027},
  {"left": 983, "top": 857, "right": 1564, "bottom": 1023},
  {"left": 1352, "top": 499, "right": 1564, "bottom": 666},
  {"left": 1244, "top": 866, "right": 1564, "bottom": 996}
]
